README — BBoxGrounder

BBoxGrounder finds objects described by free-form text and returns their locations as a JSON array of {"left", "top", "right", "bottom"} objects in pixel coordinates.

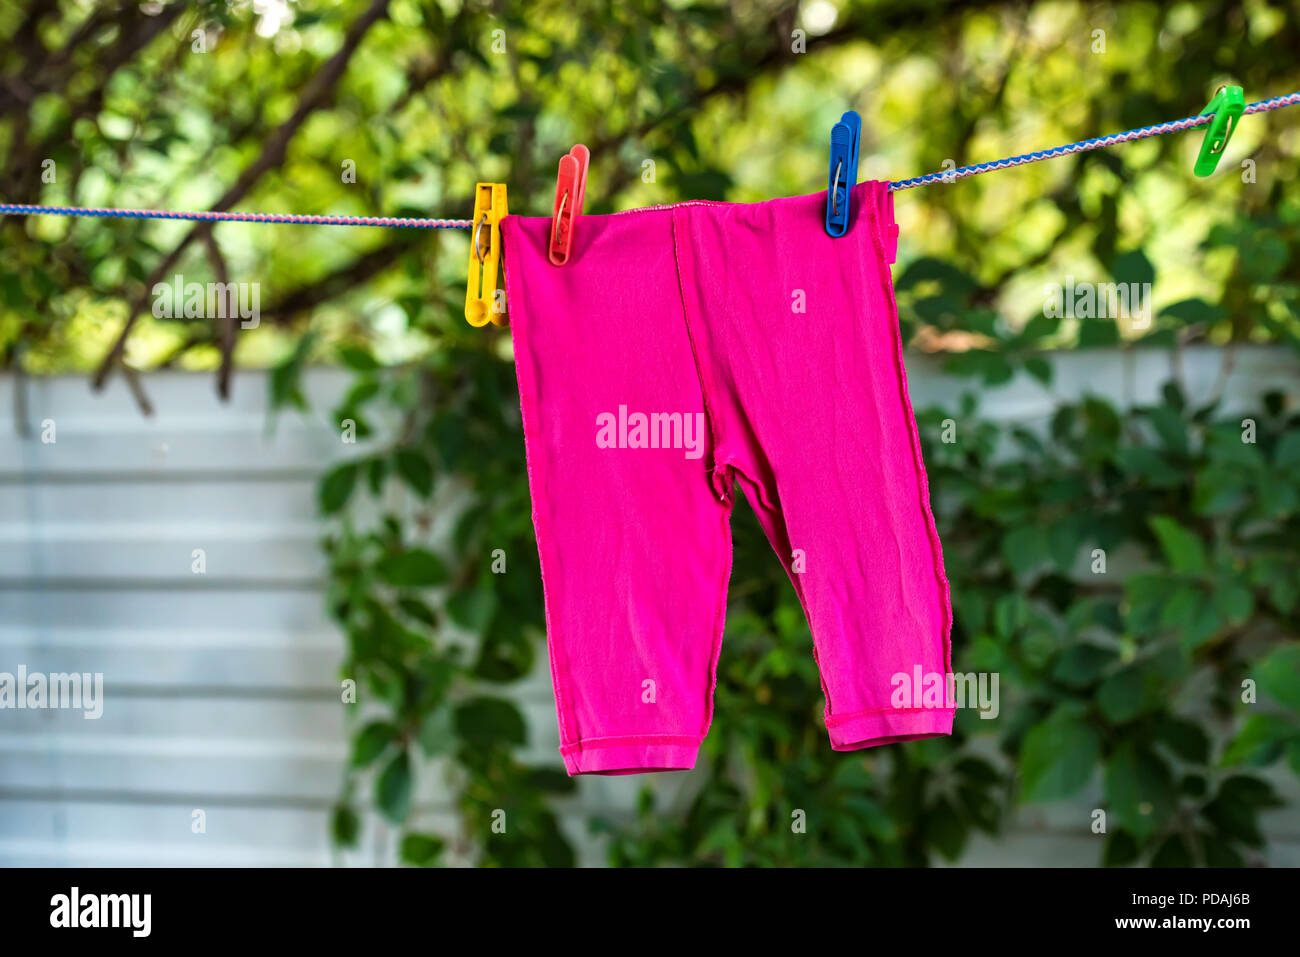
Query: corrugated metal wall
[
  {"left": 1, "top": 349, "right": 1297, "bottom": 866},
  {"left": 0, "top": 372, "right": 349, "bottom": 864}
]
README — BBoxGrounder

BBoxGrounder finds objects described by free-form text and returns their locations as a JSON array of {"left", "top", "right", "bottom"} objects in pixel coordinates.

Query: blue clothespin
[{"left": 825, "top": 110, "right": 861, "bottom": 237}]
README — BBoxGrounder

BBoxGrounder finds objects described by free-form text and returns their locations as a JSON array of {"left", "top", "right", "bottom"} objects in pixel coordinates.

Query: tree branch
[
  {"left": 202, "top": 231, "right": 236, "bottom": 400},
  {"left": 90, "top": 0, "right": 394, "bottom": 392}
]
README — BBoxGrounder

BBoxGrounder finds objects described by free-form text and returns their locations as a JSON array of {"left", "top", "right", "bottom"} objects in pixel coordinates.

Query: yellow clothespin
[{"left": 464, "top": 182, "right": 508, "bottom": 326}]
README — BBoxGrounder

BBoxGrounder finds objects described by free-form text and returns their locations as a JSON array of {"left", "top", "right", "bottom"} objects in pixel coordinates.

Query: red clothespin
[{"left": 548, "top": 144, "right": 589, "bottom": 266}]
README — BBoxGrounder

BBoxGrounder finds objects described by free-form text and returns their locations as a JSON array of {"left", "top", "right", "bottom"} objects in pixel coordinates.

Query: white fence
[{"left": 1, "top": 346, "right": 1298, "bottom": 866}]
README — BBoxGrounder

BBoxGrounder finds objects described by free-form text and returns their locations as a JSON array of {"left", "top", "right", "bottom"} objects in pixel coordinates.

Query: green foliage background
[{"left": 2, "top": 0, "right": 1300, "bottom": 866}]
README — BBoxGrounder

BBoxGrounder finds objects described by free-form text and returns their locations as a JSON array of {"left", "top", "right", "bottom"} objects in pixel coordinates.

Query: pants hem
[
  {"left": 827, "top": 707, "right": 955, "bottom": 750},
  {"left": 560, "top": 736, "right": 702, "bottom": 776}
]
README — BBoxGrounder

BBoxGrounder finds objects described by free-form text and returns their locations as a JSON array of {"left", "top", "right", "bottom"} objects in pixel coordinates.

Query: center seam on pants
[
  {"left": 670, "top": 206, "right": 736, "bottom": 740},
  {"left": 670, "top": 207, "right": 731, "bottom": 504},
  {"left": 669, "top": 206, "right": 838, "bottom": 719}
]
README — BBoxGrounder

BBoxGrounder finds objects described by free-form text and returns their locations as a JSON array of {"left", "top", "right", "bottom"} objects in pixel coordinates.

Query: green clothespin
[{"left": 1194, "top": 85, "right": 1244, "bottom": 177}]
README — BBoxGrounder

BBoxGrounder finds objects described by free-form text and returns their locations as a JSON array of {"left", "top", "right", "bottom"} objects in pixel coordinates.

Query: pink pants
[{"left": 501, "top": 182, "right": 953, "bottom": 776}]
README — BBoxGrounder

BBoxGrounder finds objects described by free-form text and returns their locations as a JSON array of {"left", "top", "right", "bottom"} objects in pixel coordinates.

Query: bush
[{"left": 317, "top": 339, "right": 1300, "bottom": 867}]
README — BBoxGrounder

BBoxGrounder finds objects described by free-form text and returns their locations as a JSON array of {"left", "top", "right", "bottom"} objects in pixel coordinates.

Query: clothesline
[
  {"left": 891, "top": 89, "right": 1300, "bottom": 189},
  {"left": 2, "top": 90, "right": 1298, "bottom": 228}
]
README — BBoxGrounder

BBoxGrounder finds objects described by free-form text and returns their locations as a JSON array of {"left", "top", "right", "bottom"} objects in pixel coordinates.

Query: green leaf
[
  {"left": 1152, "top": 715, "right": 1210, "bottom": 764},
  {"left": 697, "top": 817, "right": 740, "bottom": 858},
  {"left": 376, "top": 548, "right": 448, "bottom": 587},
  {"left": 1205, "top": 424, "right": 1265, "bottom": 469},
  {"left": 398, "top": 596, "right": 438, "bottom": 627},
  {"left": 1078, "top": 318, "right": 1121, "bottom": 347},
  {"left": 268, "top": 333, "right": 314, "bottom": 412},
  {"left": 914, "top": 294, "right": 965, "bottom": 327},
  {"left": 1158, "top": 298, "right": 1226, "bottom": 328},
  {"left": 1145, "top": 405, "right": 1189, "bottom": 457},
  {"left": 944, "top": 349, "right": 1014, "bottom": 386},
  {"left": 1098, "top": 666, "right": 1147, "bottom": 724},
  {"left": 1147, "top": 516, "right": 1207, "bottom": 575},
  {"left": 1159, "top": 585, "right": 1204, "bottom": 633},
  {"left": 895, "top": 257, "right": 979, "bottom": 295},
  {"left": 1115, "top": 447, "right": 1183, "bottom": 487},
  {"left": 376, "top": 750, "right": 413, "bottom": 825},
  {"left": 1023, "top": 355, "right": 1053, "bottom": 385},
  {"left": 1202, "top": 775, "right": 1278, "bottom": 847},
  {"left": 343, "top": 378, "right": 381, "bottom": 408},
  {"left": 319, "top": 463, "right": 359, "bottom": 515},
  {"left": 1250, "top": 558, "right": 1298, "bottom": 614},
  {"left": 1275, "top": 430, "right": 1300, "bottom": 470},
  {"left": 1212, "top": 583, "right": 1254, "bottom": 627},
  {"left": 351, "top": 721, "right": 399, "bottom": 767},
  {"left": 1256, "top": 644, "right": 1300, "bottom": 711},
  {"left": 395, "top": 448, "right": 434, "bottom": 497},
  {"left": 1257, "top": 476, "right": 1300, "bottom": 519},
  {"left": 416, "top": 707, "right": 454, "bottom": 757},
  {"left": 338, "top": 344, "right": 380, "bottom": 370},
  {"left": 331, "top": 804, "right": 360, "bottom": 847},
  {"left": 1001, "top": 525, "right": 1049, "bottom": 579},
  {"left": 1222, "top": 712, "right": 1300, "bottom": 767},
  {"left": 1193, "top": 467, "right": 1250, "bottom": 516},
  {"left": 399, "top": 832, "right": 446, "bottom": 866},
  {"left": 1201, "top": 834, "right": 1244, "bottom": 867},
  {"left": 1019, "top": 708, "right": 1101, "bottom": 802},
  {"left": 1098, "top": 647, "right": 1187, "bottom": 724},
  {"left": 672, "top": 168, "right": 733, "bottom": 201},
  {"left": 1097, "top": 649, "right": 1188, "bottom": 723},
  {"left": 845, "top": 794, "right": 898, "bottom": 840},
  {"left": 1047, "top": 514, "right": 1084, "bottom": 571},
  {"left": 1237, "top": 230, "right": 1288, "bottom": 282},
  {"left": 1102, "top": 829, "right": 1139, "bottom": 867},
  {"left": 366, "top": 456, "right": 388, "bottom": 496},
  {"left": 473, "top": 618, "right": 536, "bottom": 682},
  {"left": 993, "top": 593, "right": 1028, "bottom": 637},
  {"left": 1019, "top": 314, "right": 1060, "bottom": 343},
  {"left": 526, "top": 767, "right": 578, "bottom": 795},
  {"left": 454, "top": 696, "right": 527, "bottom": 747},
  {"left": 923, "top": 797, "right": 968, "bottom": 861},
  {"left": 1051, "top": 644, "right": 1116, "bottom": 688},
  {"left": 1110, "top": 248, "right": 1155, "bottom": 287},
  {"left": 447, "top": 585, "right": 498, "bottom": 632},
  {"left": 1123, "top": 574, "right": 1176, "bottom": 633},
  {"left": 1150, "top": 833, "right": 1193, "bottom": 866},
  {"left": 1104, "top": 741, "right": 1175, "bottom": 841}
]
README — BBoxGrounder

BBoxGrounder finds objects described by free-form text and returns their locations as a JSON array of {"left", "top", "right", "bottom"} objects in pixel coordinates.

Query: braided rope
[
  {"left": 0, "top": 204, "right": 472, "bottom": 229},
  {"left": 0, "top": 91, "right": 1296, "bottom": 220},
  {"left": 888, "top": 90, "right": 1300, "bottom": 191}
]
